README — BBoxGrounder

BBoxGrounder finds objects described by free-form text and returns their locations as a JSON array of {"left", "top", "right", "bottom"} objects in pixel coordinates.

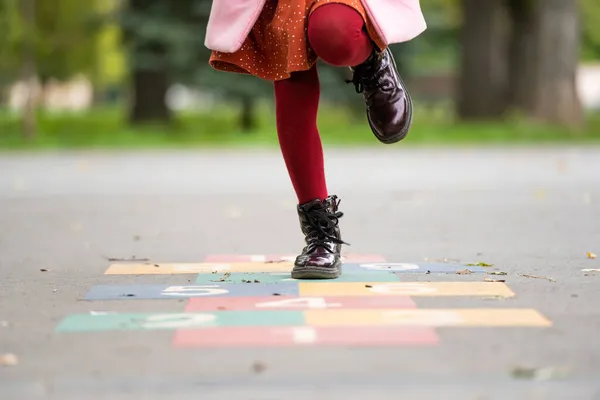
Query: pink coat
[{"left": 205, "top": 0, "right": 426, "bottom": 53}]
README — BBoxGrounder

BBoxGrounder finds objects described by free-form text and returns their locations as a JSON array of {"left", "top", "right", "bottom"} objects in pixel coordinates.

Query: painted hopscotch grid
[
  {"left": 55, "top": 253, "right": 553, "bottom": 348},
  {"left": 104, "top": 262, "right": 486, "bottom": 276},
  {"left": 82, "top": 282, "right": 516, "bottom": 300},
  {"left": 174, "top": 326, "right": 439, "bottom": 347},
  {"left": 203, "top": 254, "right": 387, "bottom": 263},
  {"left": 194, "top": 271, "right": 401, "bottom": 284},
  {"left": 184, "top": 296, "right": 418, "bottom": 311},
  {"left": 56, "top": 309, "right": 550, "bottom": 332}
]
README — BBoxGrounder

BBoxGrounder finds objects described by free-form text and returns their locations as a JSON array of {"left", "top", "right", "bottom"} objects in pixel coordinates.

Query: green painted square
[
  {"left": 195, "top": 272, "right": 399, "bottom": 284},
  {"left": 56, "top": 311, "right": 304, "bottom": 332}
]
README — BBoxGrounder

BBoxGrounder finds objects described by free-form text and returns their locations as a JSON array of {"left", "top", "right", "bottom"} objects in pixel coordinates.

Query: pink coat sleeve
[
  {"left": 361, "top": 0, "right": 427, "bottom": 45},
  {"left": 204, "top": 0, "right": 267, "bottom": 53}
]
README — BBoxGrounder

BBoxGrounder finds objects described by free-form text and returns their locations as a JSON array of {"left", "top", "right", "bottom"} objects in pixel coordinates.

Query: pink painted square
[{"left": 173, "top": 326, "right": 438, "bottom": 348}]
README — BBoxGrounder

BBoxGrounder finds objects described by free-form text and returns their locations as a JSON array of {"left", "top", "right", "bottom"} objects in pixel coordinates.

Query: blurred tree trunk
[
  {"left": 20, "top": 0, "right": 37, "bottom": 140},
  {"left": 507, "top": 0, "right": 535, "bottom": 112},
  {"left": 508, "top": 0, "right": 583, "bottom": 127},
  {"left": 457, "top": 0, "right": 509, "bottom": 120},
  {"left": 239, "top": 94, "right": 257, "bottom": 132},
  {"left": 130, "top": 68, "right": 172, "bottom": 123},
  {"left": 128, "top": 0, "right": 172, "bottom": 124}
]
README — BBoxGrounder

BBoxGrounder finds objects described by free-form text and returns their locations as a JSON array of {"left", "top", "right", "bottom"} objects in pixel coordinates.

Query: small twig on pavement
[
  {"left": 518, "top": 273, "right": 556, "bottom": 282},
  {"left": 103, "top": 256, "right": 150, "bottom": 262}
]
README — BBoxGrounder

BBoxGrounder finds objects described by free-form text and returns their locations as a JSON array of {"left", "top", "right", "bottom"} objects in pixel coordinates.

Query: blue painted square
[{"left": 83, "top": 283, "right": 299, "bottom": 300}]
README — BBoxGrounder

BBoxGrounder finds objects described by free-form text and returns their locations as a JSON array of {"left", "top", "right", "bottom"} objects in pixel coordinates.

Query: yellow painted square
[
  {"left": 298, "top": 282, "right": 515, "bottom": 297},
  {"left": 305, "top": 309, "right": 551, "bottom": 327},
  {"left": 105, "top": 262, "right": 293, "bottom": 275}
]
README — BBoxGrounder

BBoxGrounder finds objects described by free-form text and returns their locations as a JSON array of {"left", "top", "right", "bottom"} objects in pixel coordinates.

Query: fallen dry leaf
[
  {"left": 251, "top": 361, "right": 267, "bottom": 374},
  {"left": 0, "top": 353, "right": 18, "bottom": 366},
  {"left": 510, "top": 366, "right": 569, "bottom": 381},
  {"left": 456, "top": 269, "right": 473, "bottom": 275},
  {"left": 40, "top": 268, "right": 49, "bottom": 272},
  {"left": 488, "top": 271, "right": 508, "bottom": 276},
  {"left": 466, "top": 262, "right": 493, "bottom": 267},
  {"left": 218, "top": 272, "right": 231, "bottom": 282},
  {"left": 587, "top": 252, "right": 597, "bottom": 259},
  {"left": 518, "top": 273, "right": 556, "bottom": 282},
  {"left": 484, "top": 277, "right": 506, "bottom": 283}
]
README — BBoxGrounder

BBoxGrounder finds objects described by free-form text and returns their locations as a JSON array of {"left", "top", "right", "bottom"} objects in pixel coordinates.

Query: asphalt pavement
[{"left": 1, "top": 146, "right": 599, "bottom": 399}]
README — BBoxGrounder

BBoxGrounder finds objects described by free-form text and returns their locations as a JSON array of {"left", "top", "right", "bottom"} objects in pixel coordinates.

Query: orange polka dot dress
[{"left": 209, "top": 0, "right": 386, "bottom": 81}]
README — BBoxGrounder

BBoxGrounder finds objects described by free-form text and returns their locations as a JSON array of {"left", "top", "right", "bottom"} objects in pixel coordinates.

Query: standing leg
[
  {"left": 274, "top": 65, "right": 345, "bottom": 280},
  {"left": 308, "top": 3, "right": 413, "bottom": 144},
  {"left": 274, "top": 65, "right": 327, "bottom": 204}
]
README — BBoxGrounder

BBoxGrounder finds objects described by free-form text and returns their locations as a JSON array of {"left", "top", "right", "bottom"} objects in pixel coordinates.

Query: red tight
[{"left": 275, "top": 4, "right": 373, "bottom": 204}]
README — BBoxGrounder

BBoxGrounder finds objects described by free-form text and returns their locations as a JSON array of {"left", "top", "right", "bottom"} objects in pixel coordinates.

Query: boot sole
[{"left": 291, "top": 261, "right": 342, "bottom": 280}]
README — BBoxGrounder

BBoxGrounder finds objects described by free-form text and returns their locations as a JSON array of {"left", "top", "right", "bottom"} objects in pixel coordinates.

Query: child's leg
[
  {"left": 275, "top": 65, "right": 344, "bottom": 280},
  {"left": 307, "top": 4, "right": 373, "bottom": 67},
  {"left": 308, "top": 3, "right": 413, "bottom": 145},
  {"left": 274, "top": 64, "right": 327, "bottom": 204}
]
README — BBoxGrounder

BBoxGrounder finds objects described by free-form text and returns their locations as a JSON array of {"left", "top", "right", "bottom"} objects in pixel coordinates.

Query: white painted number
[
  {"left": 140, "top": 313, "right": 216, "bottom": 329},
  {"left": 360, "top": 263, "right": 420, "bottom": 271},
  {"left": 369, "top": 283, "right": 437, "bottom": 294},
  {"left": 161, "top": 285, "right": 229, "bottom": 297},
  {"left": 255, "top": 297, "right": 341, "bottom": 309},
  {"left": 291, "top": 327, "right": 317, "bottom": 344}
]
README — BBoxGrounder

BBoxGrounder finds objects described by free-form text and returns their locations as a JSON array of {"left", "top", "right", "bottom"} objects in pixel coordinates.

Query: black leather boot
[
  {"left": 291, "top": 195, "right": 347, "bottom": 280},
  {"left": 349, "top": 47, "right": 413, "bottom": 144}
]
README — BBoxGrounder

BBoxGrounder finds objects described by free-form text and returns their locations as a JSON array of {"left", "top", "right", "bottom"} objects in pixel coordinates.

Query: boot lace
[
  {"left": 304, "top": 201, "right": 348, "bottom": 253},
  {"left": 347, "top": 71, "right": 378, "bottom": 94},
  {"left": 346, "top": 53, "right": 390, "bottom": 94}
]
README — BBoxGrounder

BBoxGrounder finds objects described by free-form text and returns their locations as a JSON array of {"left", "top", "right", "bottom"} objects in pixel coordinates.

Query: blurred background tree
[
  {"left": 0, "top": 0, "right": 599, "bottom": 147},
  {"left": 459, "top": 0, "right": 583, "bottom": 126}
]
